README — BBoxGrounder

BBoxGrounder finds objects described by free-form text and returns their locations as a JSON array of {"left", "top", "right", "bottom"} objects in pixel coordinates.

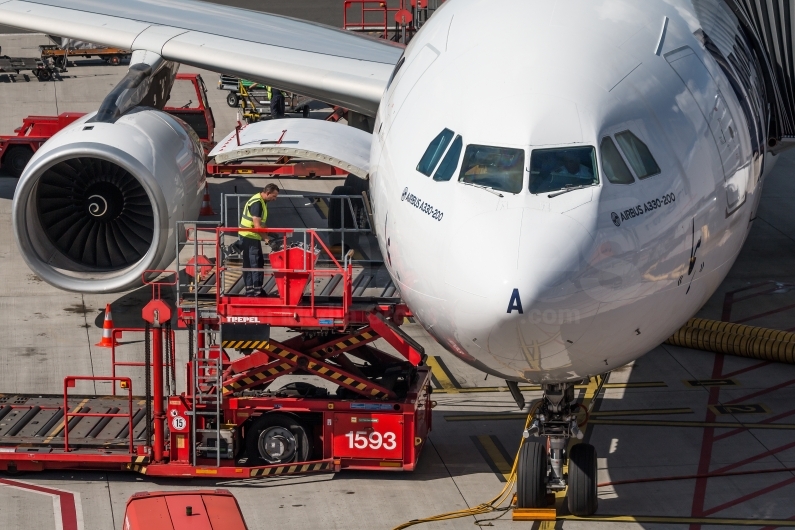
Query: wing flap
[
  {"left": 0, "top": 0, "right": 402, "bottom": 115},
  {"left": 0, "top": 1, "right": 146, "bottom": 48},
  {"left": 162, "top": 32, "right": 393, "bottom": 114}
]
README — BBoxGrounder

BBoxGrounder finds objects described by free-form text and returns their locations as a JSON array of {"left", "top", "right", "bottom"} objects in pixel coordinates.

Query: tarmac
[{"left": 1, "top": 30, "right": 795, "bottom": 530}]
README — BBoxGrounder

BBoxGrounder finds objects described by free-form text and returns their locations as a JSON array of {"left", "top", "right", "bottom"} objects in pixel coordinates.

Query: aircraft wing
[{"left": 0, "top": 0, "right": 403, "bottom": 116}]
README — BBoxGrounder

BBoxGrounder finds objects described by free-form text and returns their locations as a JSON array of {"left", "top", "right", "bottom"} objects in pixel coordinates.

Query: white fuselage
[{"left": 367, "top": 0, "right": 770, "bottom": 383}]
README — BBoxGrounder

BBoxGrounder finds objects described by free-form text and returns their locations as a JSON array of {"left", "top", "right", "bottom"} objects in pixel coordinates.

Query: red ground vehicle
[
  {"left": 164, "top": 73, "right": 216, "bottom": 154},
  {"left": 0, "top": 194, "right": 432, "bottom": 478},
  {"left": 0, "top": 73, "right": 215, "bottom": 177},
  {"left": 123, "top": 490, "right": 248, "bottom": 530},
  {"left": 0, "top": 112, "right": 84, "bottom": 177}
]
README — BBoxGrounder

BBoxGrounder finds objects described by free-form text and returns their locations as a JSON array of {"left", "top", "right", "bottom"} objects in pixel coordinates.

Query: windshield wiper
[
  {"left": 548, "top": 185, "right": 587, "bottom": 198},
  {"left": 461, "top": 181, "right": 504, "bottom": 197}
]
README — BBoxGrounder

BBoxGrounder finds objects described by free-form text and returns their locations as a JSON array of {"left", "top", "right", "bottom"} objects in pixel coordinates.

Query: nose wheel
[
  {"left": 567, "top": 443, "right": 598, "bottom": 516},
  {"left": 516, "top": 441, "right": 547, "bottom": 507},
  {"left": 516, "top": 382, "right": 598, "bottom": 516}
]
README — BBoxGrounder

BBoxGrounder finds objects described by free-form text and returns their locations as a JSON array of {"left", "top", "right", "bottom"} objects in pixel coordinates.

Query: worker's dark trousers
[{"left": 241, "top": 237, "right": 264, "bottom": 296}]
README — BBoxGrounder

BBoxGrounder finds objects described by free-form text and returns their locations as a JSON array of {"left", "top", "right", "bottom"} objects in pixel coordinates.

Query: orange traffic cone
[
  {"left": 95, "top": 304, "right": 119, "bottom": 348},
  {"left": 199, "top": 183, "right": 215, "bottom": 216}
]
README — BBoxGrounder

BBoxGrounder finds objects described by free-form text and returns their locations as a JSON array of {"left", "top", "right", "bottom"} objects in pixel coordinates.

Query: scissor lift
[
  {"left": 176, "top": 194, "right": 433, "bottom": 474},
  {"left": 0, "top": 194, "right": 432, "bottom": 478}
]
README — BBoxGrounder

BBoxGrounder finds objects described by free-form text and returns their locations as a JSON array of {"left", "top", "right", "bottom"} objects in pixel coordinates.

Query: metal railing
[
  {"left": 344, "top": 0, "right": 392, "bottom": 39},
  {"left": 342, "top": 0, "right": 445, "bottom": 41},
  {"left": 109, "top": 328, "right": 176, "bottom": 396},
  {"left": 63, "top": 376, "right": 134, "bottom": 453},
  {"left": 220, "top": 192, "right": 374, "bottom": 264},
  {"left": 215, "top": 226, "right": 350, "bottom": 307}
]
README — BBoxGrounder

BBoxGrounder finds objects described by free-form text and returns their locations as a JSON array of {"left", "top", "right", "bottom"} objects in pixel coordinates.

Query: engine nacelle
[{"left": 13, "top": 108, "right": 205, "bottom": 293}]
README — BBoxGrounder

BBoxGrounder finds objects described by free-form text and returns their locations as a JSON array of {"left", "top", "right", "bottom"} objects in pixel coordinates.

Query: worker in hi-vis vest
[
  {"left": 269, "top": 86, "right": 285, "bottom": 119},
  {"left": 239, "top": 183, "right": 280, "bottom": 296}
]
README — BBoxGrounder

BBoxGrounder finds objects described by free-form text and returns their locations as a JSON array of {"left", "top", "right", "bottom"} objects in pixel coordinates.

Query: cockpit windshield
[
  {"left": 458, "top": 145, "right": 524, "bottom": 194},
  {"left": 529, "top": 146, "right": 598, "bottom": 194}
]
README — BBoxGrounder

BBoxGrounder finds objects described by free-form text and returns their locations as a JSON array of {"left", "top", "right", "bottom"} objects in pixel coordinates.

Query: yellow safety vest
[{"left": 239, "top": 194, "right": 267, "bottom": 240}]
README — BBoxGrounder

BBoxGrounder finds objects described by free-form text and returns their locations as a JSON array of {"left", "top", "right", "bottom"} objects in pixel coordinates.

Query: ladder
[
  {"left": 191, "top": 321, "right": 222, "bottom": 467},
  {"left": 176, "top": 220, "right": 224, "bottom": 467}
]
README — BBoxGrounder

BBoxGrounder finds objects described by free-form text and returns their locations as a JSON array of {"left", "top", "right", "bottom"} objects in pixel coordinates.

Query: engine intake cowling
[{"left": 13, "top": 108, "right": 204, "bottom": 293}]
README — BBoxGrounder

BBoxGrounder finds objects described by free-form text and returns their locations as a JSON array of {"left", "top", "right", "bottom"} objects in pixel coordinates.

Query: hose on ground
[
  {"left": 391, "top": 400, "right": 542, "bottom": 530},
  {"left": 666, "top": 318, "right": 795, "bottom": 364}
]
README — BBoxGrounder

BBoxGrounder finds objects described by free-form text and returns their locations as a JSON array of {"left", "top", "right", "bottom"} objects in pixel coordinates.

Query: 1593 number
[{"left": 344, "top": 430, "right": 397, "bottom": 450}]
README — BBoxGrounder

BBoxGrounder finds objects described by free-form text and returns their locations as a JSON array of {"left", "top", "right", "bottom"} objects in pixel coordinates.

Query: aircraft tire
[
  {"left": 516, "top": 441, "right": 547, "bottom": 508},
  {"left": 567, "top": 443, "right": 598, "bottom": 516},
  {"left": 4, "top": 146, "right": 34, "bottom": 178}
]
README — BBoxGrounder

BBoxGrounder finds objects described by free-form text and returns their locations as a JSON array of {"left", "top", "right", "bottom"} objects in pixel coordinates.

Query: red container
[{"left": 269, "top": 247, "right": 319, "bottom": 305}]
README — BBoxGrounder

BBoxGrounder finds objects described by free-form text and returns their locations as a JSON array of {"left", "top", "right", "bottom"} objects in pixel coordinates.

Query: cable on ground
[{"left": 392, "top": 400, "right": 542, "bottom": 529}]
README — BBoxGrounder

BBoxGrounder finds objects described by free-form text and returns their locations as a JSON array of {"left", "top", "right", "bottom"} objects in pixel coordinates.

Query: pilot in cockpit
[{"left": 550, "top": 151, "right": 594, "bottom": 183}]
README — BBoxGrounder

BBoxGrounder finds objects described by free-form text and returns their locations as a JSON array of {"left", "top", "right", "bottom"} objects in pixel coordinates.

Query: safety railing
[
  {"left": 220, "top": 193, "right": 375, "bottom": 264},
  {"left": 109, "top": 328, "right": 176, "bottom": 396},
  {"left": 63, "top": 376, "right": 134, "bottom": 453},
  {"left": 175, "top": 220, "right": 221, "bottom": 314},
  {"left": 344, "top": 0, "right": 392, "bottom": 39},
  {"left": 342, "top": 0, "right": 445, "bottom": 41},
  {"left": 215, "top": 226, "right": 352, "bottom": 312}
]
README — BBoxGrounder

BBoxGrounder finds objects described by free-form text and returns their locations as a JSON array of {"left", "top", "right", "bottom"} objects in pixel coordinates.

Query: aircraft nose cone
[{"left": 442, "top": 208, "right": 598, "bottom": 382}]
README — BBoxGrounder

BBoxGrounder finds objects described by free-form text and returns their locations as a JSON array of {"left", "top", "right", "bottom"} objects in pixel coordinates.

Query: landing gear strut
[{"left": 516, "top": 382, "right": 598, "bottom": 516}]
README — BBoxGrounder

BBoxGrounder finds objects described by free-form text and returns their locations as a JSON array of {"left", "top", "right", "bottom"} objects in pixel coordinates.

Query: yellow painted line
[
  {"left": 426, "top": 356, "right": 460, "bottom": 393},
  {"left": 588, "top": 418, "right": 795, "bottom": 430},
  {"left": 446, "top": 407, "right": 694, "bottom": 422},
  {"left": 431, "top": 381, "right": 666, "bottom": 394},
  {"left": 592, "top": 407, "right": 693, "bottom": 417},
  {"left": 558, "top": 514, "right": 795, "bottom": 526},
  {"left": 475, "top": 435, "right": 512, "bottom": 482},
  {"left": 44, "top": 399, "right": 89, "bottom": 442},
  {"left": 579, "top": 375, "right": 603, "bottom": 411}
]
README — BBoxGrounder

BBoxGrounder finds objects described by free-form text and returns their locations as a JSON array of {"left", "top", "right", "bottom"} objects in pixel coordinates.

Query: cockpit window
[
  {"left": 600, "top": 137, "right": 635, "bottom": 184},
  {"left": 615, "top": 130, "right": 660, "bottom": 179},
  {"left": 529, "top": 146, "right": 598, "bottom": 194},
  {"left": 458, "top": 145, "right": 524, "bottom": 194},
  {"left": 417, "top": 128, "right": 454, "bottom": 176},
  {"left": 433, "top": 135, "right": 462, "bottom": 181}
]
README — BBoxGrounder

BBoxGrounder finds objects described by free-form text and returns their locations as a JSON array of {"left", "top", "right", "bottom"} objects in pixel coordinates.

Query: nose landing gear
[{"left": 517, "top": 382, "right": 598, "bottom": 516}]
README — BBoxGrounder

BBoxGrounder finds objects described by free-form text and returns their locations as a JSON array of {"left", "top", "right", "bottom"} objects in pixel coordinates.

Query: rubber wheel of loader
[
  {"left": 246, "top": 413, "right": 310, "bottom": 465},
  {"left": 516, "top": 441, "right": 548, "bottom": 508},
  {"left": 227, "top": 92, "right": 239, "bottom": 107},
  {"left": 4, "top": 146, "right": 33, "bottom": 178},
  {"left": 567, "top": 443, "right": 598, "bottom": 516}
]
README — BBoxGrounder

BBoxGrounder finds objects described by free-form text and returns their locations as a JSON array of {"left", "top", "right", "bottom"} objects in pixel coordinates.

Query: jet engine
[{"left": 12, "top": 108, "right": 205, "bottom": 293}]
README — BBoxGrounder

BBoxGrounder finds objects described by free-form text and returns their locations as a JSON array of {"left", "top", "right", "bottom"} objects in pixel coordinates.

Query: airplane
[{"left": 1, "top": 0, "right": 793, "bottom": 516}]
